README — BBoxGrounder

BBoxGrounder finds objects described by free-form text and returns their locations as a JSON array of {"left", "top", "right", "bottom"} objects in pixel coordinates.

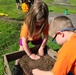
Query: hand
[
  {"left": 38, "top": 47, "right": 44, "bottom": 56},
  {"left": 29, "top": 54, "right": 40, "bottom": 60},
  {"left": 32, "top": 69, "right": 41, "bottom": 75},
  {"left": 32, "top": 69, "right": 53, "bottom": 75}
]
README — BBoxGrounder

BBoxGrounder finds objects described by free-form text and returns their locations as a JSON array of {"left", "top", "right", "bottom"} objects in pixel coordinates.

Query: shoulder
[{"left": 21, "top": 23, "right": 28, "bottom": 31}]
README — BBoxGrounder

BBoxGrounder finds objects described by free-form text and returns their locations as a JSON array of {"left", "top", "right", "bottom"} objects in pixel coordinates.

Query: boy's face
[
  {"left": 52, "top": 28, "right": 76, "bottom": 45},
  {"left": 52, "top": 31, "right": 67, "bottom": 45}
]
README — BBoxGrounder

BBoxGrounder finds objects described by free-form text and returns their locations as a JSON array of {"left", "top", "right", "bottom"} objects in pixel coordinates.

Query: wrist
[{"left": 28, "top": 53, "right": 32, "bottom": 57}]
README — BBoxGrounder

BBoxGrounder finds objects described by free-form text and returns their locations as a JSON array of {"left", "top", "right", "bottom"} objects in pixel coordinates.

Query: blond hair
[{"left": 49, "top": 16, "right": 74, "bottom": 36}]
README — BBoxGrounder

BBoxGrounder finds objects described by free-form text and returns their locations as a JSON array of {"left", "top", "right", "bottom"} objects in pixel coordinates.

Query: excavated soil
[{"left": 20, "top": 53, "right": 56, "bottom": 75}]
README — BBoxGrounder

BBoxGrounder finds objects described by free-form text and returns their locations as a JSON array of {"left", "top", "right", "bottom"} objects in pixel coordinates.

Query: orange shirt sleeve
[
  {"left": 43, "top": 22, "right": 49, "bottom": 36},
  {"left": 20, "top": 23, "right": 29, "bottom": 39}
]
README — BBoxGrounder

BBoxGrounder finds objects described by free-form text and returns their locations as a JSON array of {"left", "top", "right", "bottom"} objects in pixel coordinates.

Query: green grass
[
  {"left": 48, "top": 4, "right": 76, "bottom": 14},
  {"left": 0, "top": 0, "right": 26, "bottom": 19},
  {"left": 43, "top": 0, "right": 76, "bottom": 14},
  {"left": 68, "top": 0, "right": 76, "bottom": 6},
  {"left": 0, "top": 0, "right": 76, "bottom": 75}
]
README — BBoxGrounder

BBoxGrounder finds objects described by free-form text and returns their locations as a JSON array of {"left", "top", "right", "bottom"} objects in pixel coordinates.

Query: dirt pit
[{"left": 20, "top": 53, "right": 56, "bottom": 75}]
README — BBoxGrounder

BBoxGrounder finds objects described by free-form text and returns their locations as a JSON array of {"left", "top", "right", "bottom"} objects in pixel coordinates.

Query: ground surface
[{"left": 0, "top": 16, "right": 23, "bottom": 23}]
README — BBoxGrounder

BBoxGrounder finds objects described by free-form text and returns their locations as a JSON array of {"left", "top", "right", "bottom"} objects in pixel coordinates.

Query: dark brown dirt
[
  {"left": 20, "top": 54, "right": 56, "bottom": 75},
  {"left": 0, "top": 16, "right": 23, "bottom": 23}
]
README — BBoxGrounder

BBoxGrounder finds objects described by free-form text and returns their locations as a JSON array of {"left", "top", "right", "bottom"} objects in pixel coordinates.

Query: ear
[
  {"left": 60, "top": 32, "right": 64, "bottom": 37},
  {"left": 56, "top": 31, "right": 64, "bottom": 37}
]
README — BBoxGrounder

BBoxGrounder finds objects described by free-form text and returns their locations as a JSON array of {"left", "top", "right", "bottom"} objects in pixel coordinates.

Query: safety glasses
[{"left": 52, "top": 28, "right": 76, "bottom": 43}]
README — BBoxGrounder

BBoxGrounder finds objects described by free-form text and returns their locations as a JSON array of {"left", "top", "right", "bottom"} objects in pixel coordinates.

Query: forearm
[
  {"left": 22, "top": 37, "right": 40, "bottom": 60},
  {"left": 32, "top": 69, "right": 53, "bottom": 75},
  {"left": 23, "top": 43, "right": 32, "bottom": 56},
  {"left": 22, "top": 37, "right": 32, "bottom": 56},
  {"left": 40, "top": 36, "right": 48, "bottom": 49},
  {"left": 39, "top": 70, "right": 53, "bottom": 75},
  {"left": 43, "top": 71, "right": 53, "bottom": 75}
]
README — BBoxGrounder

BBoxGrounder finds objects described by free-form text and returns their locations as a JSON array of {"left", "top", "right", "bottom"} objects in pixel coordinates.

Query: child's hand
[
  {"left": 29, "top": 54, "right": 40, "bottom": 60},
  {"left": 32, "top": 68, "right": 53, "bottom": 75},
  {"left": 32, "top": 68, "right": 43, "bottom": 75}
]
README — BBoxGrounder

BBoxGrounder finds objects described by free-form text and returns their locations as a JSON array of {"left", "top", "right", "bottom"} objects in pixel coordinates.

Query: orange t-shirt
[
  {"left": 52, "top": 34, "right": 76, "bottom": 75},
  {"left": 22, "top": 3, "right": 28, "bottom": 12},
  {"left": 20, "top": 22, "right": 49, "bottom": 41}
]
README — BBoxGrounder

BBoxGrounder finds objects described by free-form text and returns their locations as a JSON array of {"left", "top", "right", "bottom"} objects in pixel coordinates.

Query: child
[
  {"left": 13, "top": 1, "right": 49, "bottom": 75},
  {"left": 32, "top": 16, "right": 76, "bottom": 75},
  {"left": 21, "top": 0, "right": 29, "bottom": 12}
]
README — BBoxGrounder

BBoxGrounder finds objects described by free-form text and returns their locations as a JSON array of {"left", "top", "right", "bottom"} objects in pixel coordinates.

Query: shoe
[{"left": 13, "top": 65, "right": 23, "bottom": 75}]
